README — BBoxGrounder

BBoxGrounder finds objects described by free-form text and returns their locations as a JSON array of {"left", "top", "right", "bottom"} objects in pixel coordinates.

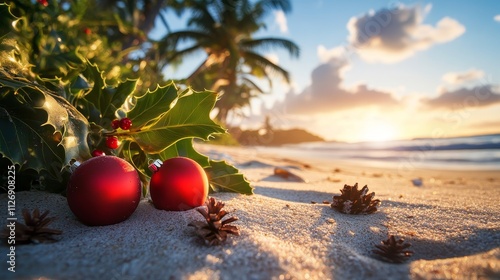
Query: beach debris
[
  {"left": 273, "top": 167, "right": 306, "bottom": 182},
  {"left": 331, "top": 183, "right": 380, "bottom": 214},
  {"left": 188, "top": 197, "right": 240, "bottom": 246},
  {"left": 310, "top": 200, "right": 332, "bottom": 205},
  {"left": 1, "top": 209, "right": 62, "bottom": 244},
  {"left": 373, "top": 235, "right": 413, "bottom": 263},
  {"left": 282, "top": 158, "right": 311, "bottom": 169},
  {"left": 411, "top": 178, "right": 423, "bottom": 187},
  {"left": 327, "top": 177, "right": 342, "bottom": 183}
]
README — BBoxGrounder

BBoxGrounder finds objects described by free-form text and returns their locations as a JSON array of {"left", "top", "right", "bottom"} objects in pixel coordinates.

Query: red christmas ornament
[
  {"left": 149, "top": 157, "right": 209, "bottom": 211},
  {"left": 67, "top": 156, "right": 141, "bottom": 226}
]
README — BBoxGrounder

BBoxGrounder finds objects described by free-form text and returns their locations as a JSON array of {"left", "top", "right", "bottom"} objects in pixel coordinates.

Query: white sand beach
[{"left": 1, "top": 144, "right": 499, "bottom": 279}]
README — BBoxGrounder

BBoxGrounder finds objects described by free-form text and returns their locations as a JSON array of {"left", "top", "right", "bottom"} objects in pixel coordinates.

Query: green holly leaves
[
  {"left": 125, "top": 86, "right": 225, "bottom": 153},
  {"left": 0, "top": 70, "right": 90, "bottom": 188},
  {"left": 119, "top": 84, "right": 252, "bottom": 195},
  {"left": 0, "top": 1, "right": 252, "bottom": 195}
]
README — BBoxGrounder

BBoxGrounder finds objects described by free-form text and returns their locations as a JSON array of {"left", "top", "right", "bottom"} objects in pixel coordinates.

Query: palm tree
[{"left": 159, "top": 0, "right": 299, "bottom": 122}]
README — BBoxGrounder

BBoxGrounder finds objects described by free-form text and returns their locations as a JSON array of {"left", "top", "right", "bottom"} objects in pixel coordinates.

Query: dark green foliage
[{"left": 0, "top": 2, "right": 252, "bottom": 195}]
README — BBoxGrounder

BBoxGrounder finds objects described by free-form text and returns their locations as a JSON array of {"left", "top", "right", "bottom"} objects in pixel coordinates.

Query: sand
[{"left": 1, "top": 144, "right": 499, "bottom": 279}]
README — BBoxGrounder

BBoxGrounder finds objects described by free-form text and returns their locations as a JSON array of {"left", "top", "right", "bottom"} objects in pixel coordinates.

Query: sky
[{"left": 154, "top": 0, "right": 500, "bottom": 143}]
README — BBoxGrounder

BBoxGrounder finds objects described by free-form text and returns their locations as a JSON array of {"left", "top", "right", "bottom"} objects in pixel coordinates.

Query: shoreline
[{"left": 198, "top": 143, "right": 500, "bottom": 178}]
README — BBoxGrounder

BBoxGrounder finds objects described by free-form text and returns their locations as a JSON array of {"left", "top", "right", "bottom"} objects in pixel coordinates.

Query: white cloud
[
  {"left": 423, "top": 85, "right": 500, "bottom": 108},
  {"left": 494, "top": 14, "right": 500, "bottom": 22},
  {"left": 347, "top": 4, "right": 465, "bottom": 63},
  {"left": 442, "top": 69, "right": 485, "bottom": 84},
  {"left": 317, "top": 45, "right": 347, "bottom": 62},
  {"left": 274, "top": 11, "right": 288, "bottom": 33},
  {"left": 275, "top": 56, "right": 399, "bottom": 114}
]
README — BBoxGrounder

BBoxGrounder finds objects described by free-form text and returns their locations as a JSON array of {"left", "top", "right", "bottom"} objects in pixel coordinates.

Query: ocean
[{"left": 257, "top": 134, "right": 500, "bottom": 171}]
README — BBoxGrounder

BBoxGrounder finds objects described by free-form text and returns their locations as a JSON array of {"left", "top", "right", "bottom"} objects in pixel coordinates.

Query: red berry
[
  {"left": 83, "top": 27, "right": 91, "bottom": 35},
  {"left": 106, "top": 136, "right": 119, "bottom": 149},
  {"left": 91, "top": 149, "right": 105, "bottom": 157},
  {"left": 111, "top": 119, "right": 120, "bottom": 129},
  {"left": 150, "top": 157, "right": 209, "bottom": 211},
  {"left": 37, "top": 0, "right": 48, "bottom": 7},
  {"left": 120, "top": 118, "right": 132, "bottom": 130}
]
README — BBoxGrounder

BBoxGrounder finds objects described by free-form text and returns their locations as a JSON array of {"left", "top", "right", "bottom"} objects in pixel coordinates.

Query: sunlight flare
[{"left": 361, "top": 120, "right": 398, "bottom": 142}]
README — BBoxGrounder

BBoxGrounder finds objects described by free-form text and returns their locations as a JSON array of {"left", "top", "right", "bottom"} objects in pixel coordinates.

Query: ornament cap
[
  {"left": 148, "top": 159, "right": 163, "bottom": 173},
  {"left": 69, "top": 161, "right": 81, "bottom": 173}
]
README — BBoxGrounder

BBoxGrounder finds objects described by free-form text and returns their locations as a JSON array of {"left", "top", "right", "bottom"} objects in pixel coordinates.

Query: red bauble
[
  {"left": 150, "top": 157, "right": 208, "bottom": 211},
  {"left": 67, "top": 156, "right": 141, "bottom": 226}
]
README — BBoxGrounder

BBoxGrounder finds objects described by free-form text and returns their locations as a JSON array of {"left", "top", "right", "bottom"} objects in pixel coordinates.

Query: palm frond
[
  {"left": 243, "top": 51, "right": 290, "bottom": 83},
  {"left": 260, "top": 0, "right": 292, "bottom": 13},
  {"left": 162, "top": 30, "right": 212, "bottom": 48},
  {"left": 240, "top": 77, "right": 266, "bottom": 94},
  {"left": 187, "top": 2, "right": 218, "bottom": 30},
  {"left": 240, "top": 38, "right": 300, "bottom": 58},
  {"left": 164, "top": 44, "right": 205, "bottom": 65}
]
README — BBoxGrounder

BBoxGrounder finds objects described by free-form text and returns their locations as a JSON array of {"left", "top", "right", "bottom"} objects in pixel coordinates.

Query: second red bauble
[
  {"left": 150, "top": 157, "right": 209, "bottom": 211},
  {"left": 67, "top": 156, "right": 141, "bottom": 226}
]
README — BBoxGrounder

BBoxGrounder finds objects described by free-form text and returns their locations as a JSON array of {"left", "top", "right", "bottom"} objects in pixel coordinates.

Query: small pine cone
[
  {"left": 373, "top": 235, "right": 413, "bottom": 263},
  {"left": 189, "top": 197, "right": 240, "bottom": 245},
  {"left": 331, "top": 183, "right": 380, "bottom": 214},
  {"left": 1, "top": 209, "right": 62, "bottom": 244}
]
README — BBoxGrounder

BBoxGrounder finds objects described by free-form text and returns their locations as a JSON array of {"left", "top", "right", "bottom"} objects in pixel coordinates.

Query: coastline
[{"left": 1, "top": 143, "right": 499, "bottom": 279}]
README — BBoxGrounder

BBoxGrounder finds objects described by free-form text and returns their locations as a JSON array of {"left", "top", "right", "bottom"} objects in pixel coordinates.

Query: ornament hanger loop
[{"left": 148, "top": 159, "right": 163, "bottom": 172}]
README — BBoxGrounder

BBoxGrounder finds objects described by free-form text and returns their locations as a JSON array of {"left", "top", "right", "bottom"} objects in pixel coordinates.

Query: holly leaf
[
  {"left": 0, "top": 86, "right": 65, "bottom": 172},
  {"left": 76, "top": 62, "right": 136, "bottom": 125},
  {"left": 0, "top": 70, "right": 90, "bottom": 169},
  {"left": 48, "top": 93, "right": 91, "bottom": 163},
  {"left": 127, "top": 89, "right": 225, "bottom": 153},
  {"left": 205, "top": 160, "right": 253, "bottom": 194},
  {"left": 121, "top": 140, "right": 150, "bottom": 196},
  {"left": 121, "top": 82, "right": 179, "bottom": 128},
  {"left": 0, "top": 3, "right": 19, "bottom": 38},
  {"left": 156, "top": 138, "right": 210, "bottom": 168}
]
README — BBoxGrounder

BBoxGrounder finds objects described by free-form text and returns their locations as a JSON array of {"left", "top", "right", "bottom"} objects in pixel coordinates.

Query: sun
[{"left": 361, "top": 121, "right": 398, "bottom": 142}]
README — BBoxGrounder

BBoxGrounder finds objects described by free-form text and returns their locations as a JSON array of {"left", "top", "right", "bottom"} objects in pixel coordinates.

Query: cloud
[
  {"left": 495, "top": 15, "right": 500, "bottom": 22},
  {"left": 317, "top": 45, "right": 347, "bottom": 62},
  {"left": 274, "top": 11, "right": 288, "bottom": 33},
  {"left": 423, "top": 85, "right": 500, "bottom": 108},
  {"left": 442, "top": 69, "right": 485, "bottom": 84},
  {"left": 277, "top": 57, "right": 399, "bottom": 114},
  {"left": 347, "top": 4, "right": 465, "bottom": 63}
]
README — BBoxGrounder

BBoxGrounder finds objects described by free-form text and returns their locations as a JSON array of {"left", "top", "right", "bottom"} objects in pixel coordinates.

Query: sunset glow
[
  {"left": 201, "top": 1, "right": 500, "bottom": 142},
  {"left": 361, "top": 121, "right": 398, "bottom": 142}
]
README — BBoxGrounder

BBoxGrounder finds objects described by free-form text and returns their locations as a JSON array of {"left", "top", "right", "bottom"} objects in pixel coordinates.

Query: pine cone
[
  {"left": 373, "top": 235, "right": 413, "bottom": 263},
  {"left": 1, "top": 209, "right": 62, "bottom": 244},
  {"left": 188, "top": 197, "right": 240, "bottom": 245},
  {"left": 331, "top": 183, "right": 380, "bottom": 214}
]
